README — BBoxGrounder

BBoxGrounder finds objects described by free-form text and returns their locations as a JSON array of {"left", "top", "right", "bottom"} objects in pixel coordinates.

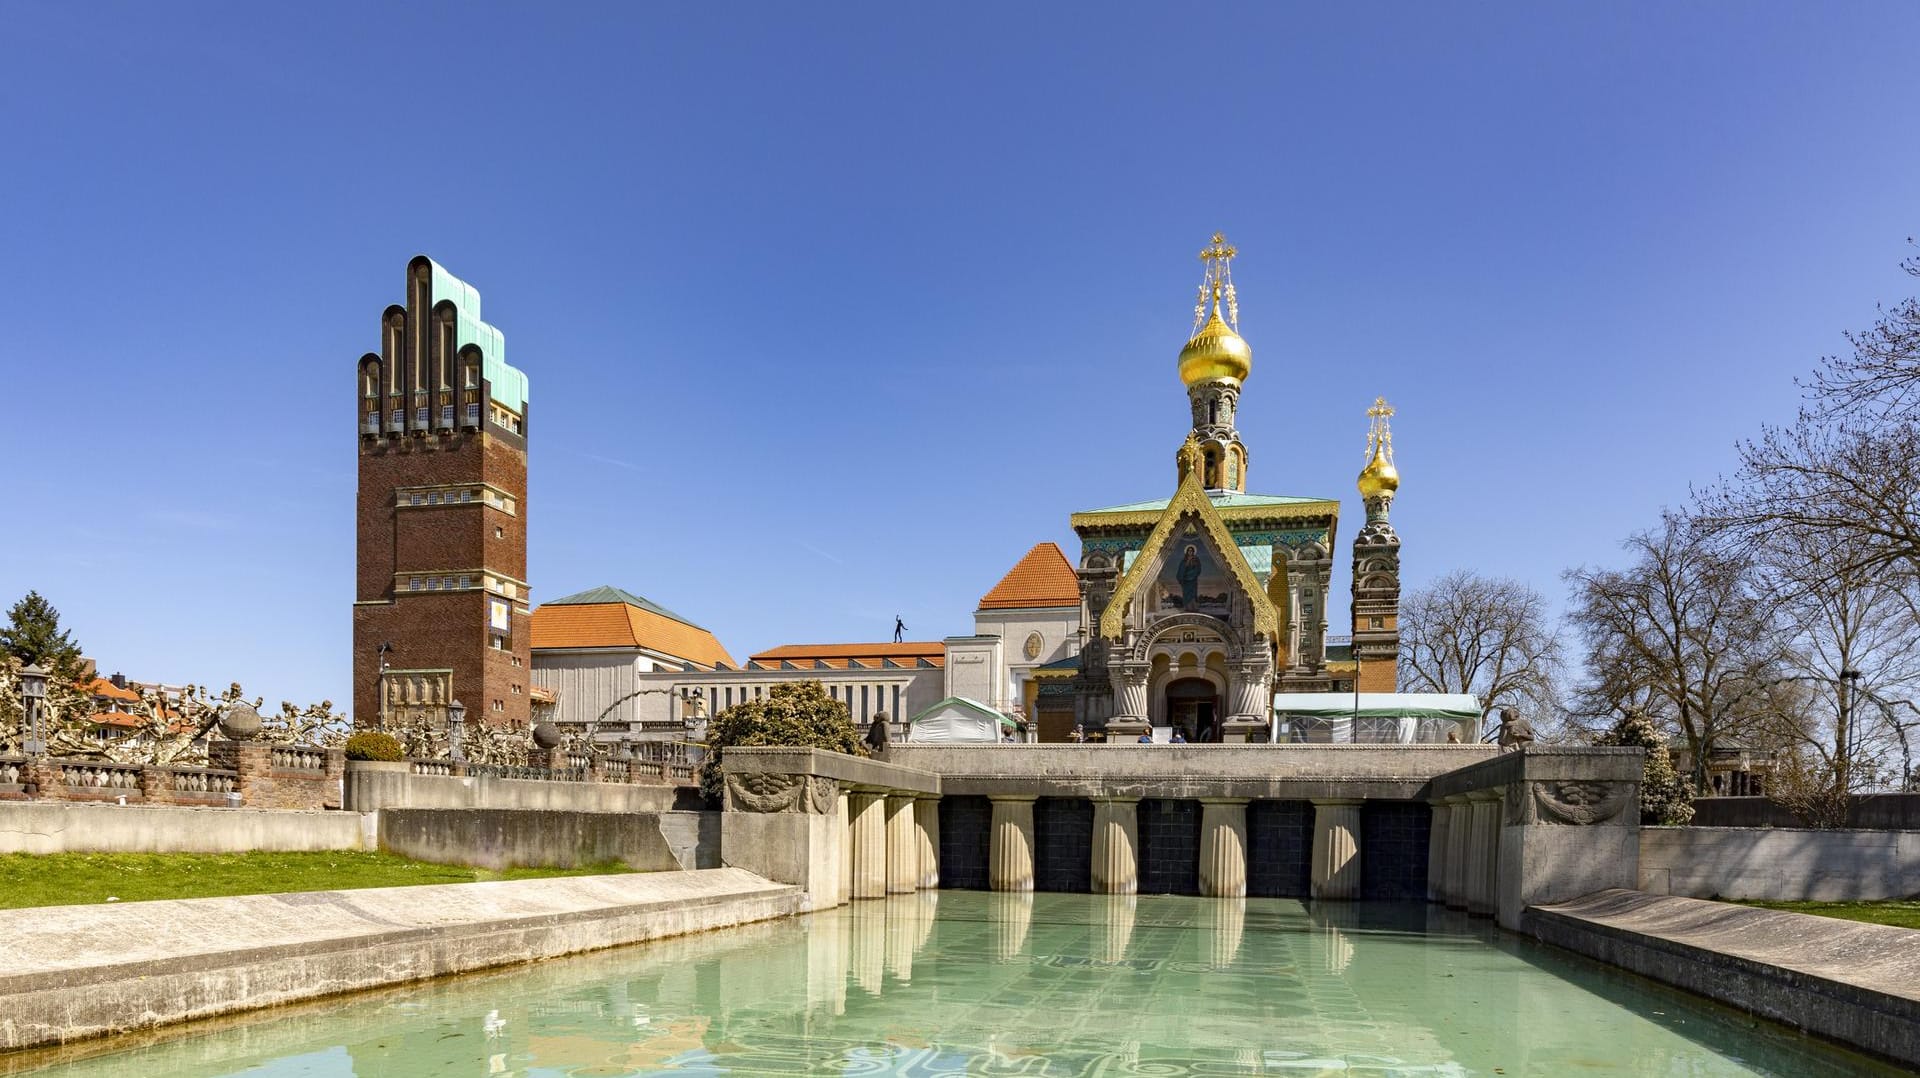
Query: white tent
[
  {"left": 1271, "top": 692, "right": 1482, "bottom": 744},
  {"left": 908, "top": 697, "right": 1019, "bottom": 743}
]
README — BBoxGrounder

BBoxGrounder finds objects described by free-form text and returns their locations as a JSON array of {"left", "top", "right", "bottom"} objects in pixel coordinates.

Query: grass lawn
[
  {"left": 1735, "top": 898, "right": 1920, "bottom": 930},
  {"left": 0, "top": 851, "right": 635, "bottom": 910}
]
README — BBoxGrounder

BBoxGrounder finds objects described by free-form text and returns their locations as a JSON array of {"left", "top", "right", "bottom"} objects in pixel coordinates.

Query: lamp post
[
  {"left": 448, "top": 698, "right": 467, "bottom": 761},
  {"left": 20, "top": 663, "right": 47, "bottom": 757}
]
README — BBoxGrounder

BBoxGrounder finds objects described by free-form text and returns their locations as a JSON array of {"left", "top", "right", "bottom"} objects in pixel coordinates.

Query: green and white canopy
[{"left": 1271, "top": 693, "right": 1482, "bottom": 720}]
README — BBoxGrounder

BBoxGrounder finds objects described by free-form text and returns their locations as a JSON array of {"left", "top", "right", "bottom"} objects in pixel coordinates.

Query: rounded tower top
[
  {"left": 1179, "top": 233, "right": 1252, "bottom": 387},
  {"left": 1356, "top": 396, "right": 1400, "bottom": 499}
]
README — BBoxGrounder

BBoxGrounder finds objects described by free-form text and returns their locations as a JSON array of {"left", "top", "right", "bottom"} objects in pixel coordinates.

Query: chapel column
[
  {"left": 1199, "top": 798, "right": 1249, "bottom": 898},
  {"left": 838, "top": 789, "right": 853, "bottom": 906},
  {"left": 913, "top": 795, "right": 941, "bottom": 889},
  {"left": 848, "top": 790, "right": 887, "bottom": 899},
  {"left": 989, "top": 794, "right": 1037, "bottom": 892},
  {"left": 1466, "top": 790, "right": 1501, "bottom": 917},
  {"left": 1090, "top": 796, "right": 1140, "bottom": 894},
  {"left": 885, "top": 793, "right": 917, "bottom": 894},
  {"left": 1443, "top": 794, "right": 1471, "bottom": 909},
  {"left": 1106, "top": 663, "right": 1151, "bottom": 743},
  {"left": 1310, "top": 798, "right": 1362, "bottom": 900},
  {"left": 1426, "top": 799, "right": 1453, "bottom": 903}
]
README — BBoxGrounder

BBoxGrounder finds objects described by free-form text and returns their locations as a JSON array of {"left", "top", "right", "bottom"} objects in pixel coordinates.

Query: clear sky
[{"left": 3, "top": 3, "right": 1917, "bottom": 713}]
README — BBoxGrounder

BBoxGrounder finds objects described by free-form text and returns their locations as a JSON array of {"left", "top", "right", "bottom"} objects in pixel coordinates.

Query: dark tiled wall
[
  {"left": 1248, "top": 800, "right": 1313, "bottom": 897},
  {"left": 939, "top": 795, "right": 992, "bottom": 890},
  {"left": 1034, "top": 797, "right": 1093, "bottom": 892},
  {"left": 1138, "top": 798, "right": 1201, "bottom": 895},
  {"left": 1360, "top": 801, "right": 1431, "bottom": 900}
]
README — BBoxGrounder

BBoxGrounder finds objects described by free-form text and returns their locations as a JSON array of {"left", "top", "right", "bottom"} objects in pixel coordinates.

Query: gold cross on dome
[
  {"left": 1368, "top": 397, "right": 1395, "bottom": 421},
  {"left": 1199, "top": 232, "right": 1237, "bottom": 265}
]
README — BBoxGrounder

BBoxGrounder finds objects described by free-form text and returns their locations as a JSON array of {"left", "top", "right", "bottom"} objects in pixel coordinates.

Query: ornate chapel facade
[{"left": 1043, "top": 234, "right": 1404, "bottom": 741}]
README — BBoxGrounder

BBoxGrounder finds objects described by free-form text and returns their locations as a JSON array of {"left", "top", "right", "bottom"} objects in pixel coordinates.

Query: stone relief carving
[
  {"left": 1507, "top": 779, "right": 1631, "bottom": 826},
  {"left": 726, "top": 772, "right": 842, "bottom": 814}
]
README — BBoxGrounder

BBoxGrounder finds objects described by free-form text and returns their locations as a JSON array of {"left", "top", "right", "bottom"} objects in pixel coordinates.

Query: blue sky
[{"left": 2, "top": 3, "right": 1917, "bottom": 713}]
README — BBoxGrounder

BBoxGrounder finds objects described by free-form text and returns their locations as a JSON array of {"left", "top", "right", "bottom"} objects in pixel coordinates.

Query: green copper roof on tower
[
  {"left": 427, "top": 258, "right": 528, "bottom": 415},
  {"left": 543, "top": 585, "right": 708, "bottom": 630}
]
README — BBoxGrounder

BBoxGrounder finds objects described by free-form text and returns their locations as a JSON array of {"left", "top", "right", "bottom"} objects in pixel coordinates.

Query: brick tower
[
  {"left": 352, "top": 256, "right": 532, "bottom": 732},
  {"left": 1350, "top": 397, "right": 1402, "bottom": 692}
]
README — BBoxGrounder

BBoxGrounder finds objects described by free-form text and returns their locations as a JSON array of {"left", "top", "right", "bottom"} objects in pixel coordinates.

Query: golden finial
[
  {"left": 1177, "top": 433, "right": 1205, "bottom": 483},
  {"left": 1358, "top": 397, "right": 1400, "bottom": 499},
  {"left": 1192, "top": 232, "right": 1239, "bottom": 332},
  {"left": 1178, "top": 232, "right": 1252, "bottom": 386}
]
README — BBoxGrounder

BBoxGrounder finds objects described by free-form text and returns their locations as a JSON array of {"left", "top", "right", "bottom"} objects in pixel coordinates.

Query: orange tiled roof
[
  {"left": 747, "top": 642, "right": 946, "bottom": 670},
  {"left": 978, "top": 542, "right": 1079, "bottom": 610},
  {"left": 89, "top": 711, "right": 144, "bottom": 728},
  {"left": 531, "top": 602, "right": 736, "bottom": 670},
  {"left": 81, "top": 677, "right": 140, "bottom": 702}
]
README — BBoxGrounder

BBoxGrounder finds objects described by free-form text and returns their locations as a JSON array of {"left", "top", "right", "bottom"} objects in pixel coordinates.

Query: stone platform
[
  {"left": 1528, "top": 889, "right": 1920, "bottom": 1068},
  {"left": 0, "top": 868, "right": 799, "bottom": 1052}
]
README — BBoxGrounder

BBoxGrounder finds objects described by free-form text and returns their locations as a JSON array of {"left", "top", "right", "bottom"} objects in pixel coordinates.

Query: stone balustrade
[{"left": 0, "top": 745, "right": 340, "bottom": 809}]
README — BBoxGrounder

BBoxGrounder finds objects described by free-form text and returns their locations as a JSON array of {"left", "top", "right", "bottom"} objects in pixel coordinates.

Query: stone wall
[
  {"left": 377, "top": 808, "right": 686, "bottom": 871},
  {"left": 0, "top": 801, "right": 370, "bottom": 855},
  {"left": 344, "top": 765, "right": 681, "bottom": 813},
  {"left": 0, "top": 746, "right": 343, "bottom": 811},
  {"left": 1640, "top": 826, "right": 1920, "bottom": 901}
]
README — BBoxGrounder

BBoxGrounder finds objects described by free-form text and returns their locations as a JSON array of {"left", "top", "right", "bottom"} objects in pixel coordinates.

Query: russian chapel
[{"left": 1064, "top": 235, "right": 1403, "bottom": 740}]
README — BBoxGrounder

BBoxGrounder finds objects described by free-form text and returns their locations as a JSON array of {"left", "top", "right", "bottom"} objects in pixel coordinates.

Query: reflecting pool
[{"left": 10, "top": 892, "right": 1900, "bottom": 1076}]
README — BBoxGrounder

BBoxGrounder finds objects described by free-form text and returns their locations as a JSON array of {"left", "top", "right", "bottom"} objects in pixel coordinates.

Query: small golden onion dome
[
  {"left": 1178, "top": 306, "right": 1252, "bottom": 386},
  {"left": 1357, "top": 445, "right": 1399, "bottom": 499}
]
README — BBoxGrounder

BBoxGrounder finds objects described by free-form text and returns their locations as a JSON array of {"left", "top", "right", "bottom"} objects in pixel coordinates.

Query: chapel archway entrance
[{"left": 1164, "top": 677, "right": 1220, "bottom": 743}]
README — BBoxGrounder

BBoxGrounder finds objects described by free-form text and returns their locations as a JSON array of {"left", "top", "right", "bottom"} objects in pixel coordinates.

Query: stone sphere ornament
[
  {"left": 217, "top": 702, "right": 263, "bottom": 741},
  {"left": 531, "top": 722, "right": 562, "bottom": 749}
]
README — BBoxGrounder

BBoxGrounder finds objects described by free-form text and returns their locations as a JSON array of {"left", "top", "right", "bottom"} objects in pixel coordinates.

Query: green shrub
[
  {"left": 699, "top": 680, "right": 864, "bottom": 801},
  {"left": 344, "top": 730, "right": 404, "bottom": 762},
  {"left": 1597, "top": 710, "right": 1693, "bottom": 825}
]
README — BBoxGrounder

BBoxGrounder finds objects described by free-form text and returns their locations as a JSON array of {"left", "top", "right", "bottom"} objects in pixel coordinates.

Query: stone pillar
[
  {"left": 885, "top": 793, "right": 917, "bottom": 894},
  {"left": 1425, "top": 801, "right": 1452, "bottom": 903},
  {"left": 211, "top": 741, "right": 273, "bottom": 808},
  {"left": 849, "top": 790, "right": 888, "bottom": 900},
  {"left": 839, "top": 789, "right": 853, "bottom": 906},
  {"left": 1090, "top": 797, "right": 1140, "bottom": 894},
  {"left": 1221, "top": 660, "right": 1272, "bottom": 742},
  {"left": 1199, "top": 798, "right": 1250, "bottom": 898},
  {"left": 1466, "top": 792, "right": 1501, "bottom": 917},
  {"left": 988, "top": 795, "right": 1036, "bottom": 892},
  {"left": 913, "top": 796, "right": 941, "bottom": 889},
  {"left": 1105, "top": 661, "right": 1144, "bottom": 726},
  {"left": 1443, "top": 795, "right": 1471, "bottom": 909},
  {"left": 1310, "top": 799, "right": 1362, "bottom": 900},
  {"left": 323, "top": 748, "right": 347, "bottom": 810}
]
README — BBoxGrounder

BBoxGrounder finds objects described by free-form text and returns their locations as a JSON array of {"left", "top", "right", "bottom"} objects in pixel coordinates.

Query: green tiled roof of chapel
[
  {"left": 1076, "top": 491, "right": 1335, "bottom": 515},
  {"left": 544, "top": 586, "right": 707, "bottom": 630}
]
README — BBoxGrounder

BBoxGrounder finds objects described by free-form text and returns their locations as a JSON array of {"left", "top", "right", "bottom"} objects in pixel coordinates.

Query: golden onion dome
[
  {"left": 1178, "top": 305, "right": 1252, "bottom": 386},
  {"left": 1357, "top": 444, "right": 1400, "bottom": 499}
]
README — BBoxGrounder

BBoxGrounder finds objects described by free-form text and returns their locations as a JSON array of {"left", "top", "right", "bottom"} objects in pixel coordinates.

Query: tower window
[
  {"left": 415, "top": 408, "right": 428, "bottom": 425},
  {"left": 441, "top": 405, "right": 453, "bottom": 425},
  {"left": 466, "top": 403, "right": 481, "bottom": 424},
  {"left": 409, "top": 577, "right": 422, "bottom": 591},
  {"left": 391, "top": 409, "right": 404, "bottom": 426},
  {"left": 458, "top": 574, "right": 471, "bottom": 589},
  {"left": 494, "top": 526, "right": 504, "bottom": 539},
  {"left": 465, "top": 367, "right": 479, "bottom": 389},
  {"left": 409, "top": 493, "right": 423, "bottom": 506},
  {"left": 428, "top": 492, "right": 440, "bottom": 505},
  {"left": 427, "top": 578, "right": 439, "bottom": 590},
  {"left": 461, "top": 490, "right": 472, "bottom": 503},
  {"left": 1370, "top": 616, "right": 1384, "bottom": 629}
]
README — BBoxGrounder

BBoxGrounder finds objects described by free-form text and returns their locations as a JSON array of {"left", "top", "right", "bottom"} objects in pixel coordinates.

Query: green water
[{"left": 14, "top": 892, "right": 1899, "bottom": 1076}]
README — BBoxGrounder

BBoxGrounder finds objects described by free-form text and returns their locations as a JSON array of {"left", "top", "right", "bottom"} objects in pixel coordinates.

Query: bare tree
[
  {"left": 1565, "top": 510, "right": 1788, "bottom": 789},
  {"left": 1803, "top": 242, "right": 1920, "bottom": 418},
  {"left": 1398, "top": 570, "right": 1562, "bottom": 739}
]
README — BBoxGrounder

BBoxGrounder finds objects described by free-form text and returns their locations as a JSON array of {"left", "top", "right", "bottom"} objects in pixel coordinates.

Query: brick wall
[
  {"left": 1359, "top": 800, "right": 1430, "bottom": 900},
  {"left": 1248, "top": 799, "right": 1313, "bottom": 897},
  {"left": 1138, "top": 798, "right": 1201, "bottom": 895},
  {"left": 938, "top": 795, "right": 992, "bottom": 890},
  {"left": 1034, "top": 797, "right": 1093, "bottom": 892}
]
